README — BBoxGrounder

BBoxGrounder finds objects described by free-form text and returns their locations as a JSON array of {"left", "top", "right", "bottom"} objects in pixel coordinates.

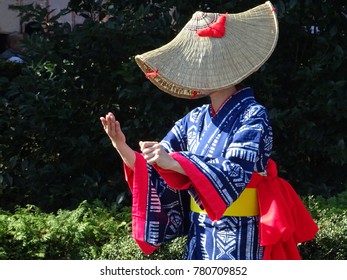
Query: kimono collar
[{"left": 210, "top": 87, "right": 255, "bottom": 117}]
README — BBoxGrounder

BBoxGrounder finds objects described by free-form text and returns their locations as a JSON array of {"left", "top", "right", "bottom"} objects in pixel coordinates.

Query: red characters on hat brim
[{"left": 197, "top": 14, "right": 226, "bottom": 38}]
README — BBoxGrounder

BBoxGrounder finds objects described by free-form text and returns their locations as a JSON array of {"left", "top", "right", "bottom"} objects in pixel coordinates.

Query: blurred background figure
[{"left": 0, "top": 31, "right": 24, "bottom": 63}]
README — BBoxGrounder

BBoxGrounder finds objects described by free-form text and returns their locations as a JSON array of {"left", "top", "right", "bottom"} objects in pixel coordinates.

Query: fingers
[
  {"left": 105, "top": 112, "right": 115, "bottom": 126},
  {"left": 139, "top": 141, "right": 159, "bottom": 150},
  {"left": 143, "top": 151, "right": 157, "bottom": 163},
  {"left": 100, "top": 113, "right": 120, "bottom": 136},
  {"left": 100, "top": 112, "right": 116, "bottom": 129},
  {"left": 140, "top": 141, "right": 161, "bottom": 163},
  {"left": 140, "top": 142, "right": 174, "bottom": 169}
]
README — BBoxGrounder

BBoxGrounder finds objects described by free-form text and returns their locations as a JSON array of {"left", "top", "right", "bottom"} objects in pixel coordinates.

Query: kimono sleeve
[{"left": 124, "top": 152, "right": 190, "bottom": 254}]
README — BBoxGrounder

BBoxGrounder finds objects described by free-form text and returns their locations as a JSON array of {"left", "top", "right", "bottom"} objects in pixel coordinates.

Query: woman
[{"left": 100, "top": 2, "right": 317, "bottom": 260}]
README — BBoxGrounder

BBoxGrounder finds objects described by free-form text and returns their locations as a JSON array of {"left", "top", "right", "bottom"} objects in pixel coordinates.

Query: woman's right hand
[
  {"left": 100, "top": 112, "right": 126, "bottom": 149},
  {"left": 100, "top": 112, "right": 136, "bottom": 169}
]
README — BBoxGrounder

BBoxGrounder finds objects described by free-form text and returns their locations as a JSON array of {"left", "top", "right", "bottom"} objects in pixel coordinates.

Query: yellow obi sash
[{"left": 190, "top": 188, "right": 259, "bottom": 217}]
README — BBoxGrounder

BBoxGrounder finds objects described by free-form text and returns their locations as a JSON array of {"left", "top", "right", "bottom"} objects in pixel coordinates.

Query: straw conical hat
[{"left": 135, "top": 1, "right": 279, "bottom": 99}]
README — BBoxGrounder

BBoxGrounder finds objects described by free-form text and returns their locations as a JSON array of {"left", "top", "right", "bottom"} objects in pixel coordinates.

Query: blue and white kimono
[{"left": 124, "top": 87, "right": 273, "bottom": 260}]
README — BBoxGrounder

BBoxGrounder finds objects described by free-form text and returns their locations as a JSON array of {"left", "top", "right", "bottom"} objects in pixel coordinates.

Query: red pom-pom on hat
[{"left": 197, "top": 14, "right": 226, "bottom": 38}]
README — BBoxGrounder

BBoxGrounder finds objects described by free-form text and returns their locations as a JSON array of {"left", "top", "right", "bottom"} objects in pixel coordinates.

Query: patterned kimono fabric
[{"left": 124, "top": 87, "right": 273, "bottom": 260}]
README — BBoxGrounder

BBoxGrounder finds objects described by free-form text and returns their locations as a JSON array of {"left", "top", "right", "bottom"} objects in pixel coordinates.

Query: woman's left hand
[{"left": 139, "top": 141, "right": 175, "bottom": 169}]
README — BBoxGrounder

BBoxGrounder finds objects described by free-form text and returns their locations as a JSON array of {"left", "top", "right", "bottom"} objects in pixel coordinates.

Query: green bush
[
  {"left": 99, "top": 234, "right": 186, "bottom": 260},
  {"left": 0, "top": 200, "right": 128, "bottom": 259},
  {"left": 299, "top": 191, "right": 347, "bottom": 260},
  {"left": 0, "top": 194, "right": 346, "bottom": 260},
  {"left": 0, "top": 200, "right": 186, "bottom": 260}
]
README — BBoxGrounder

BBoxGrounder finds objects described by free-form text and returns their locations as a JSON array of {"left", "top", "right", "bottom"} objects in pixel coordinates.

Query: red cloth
[
  {"left": 124, "top": 152, "right": 158, "bottom": 255},
  {"left": 256, "top": 159, "right": 319, "bottom": 259}
]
